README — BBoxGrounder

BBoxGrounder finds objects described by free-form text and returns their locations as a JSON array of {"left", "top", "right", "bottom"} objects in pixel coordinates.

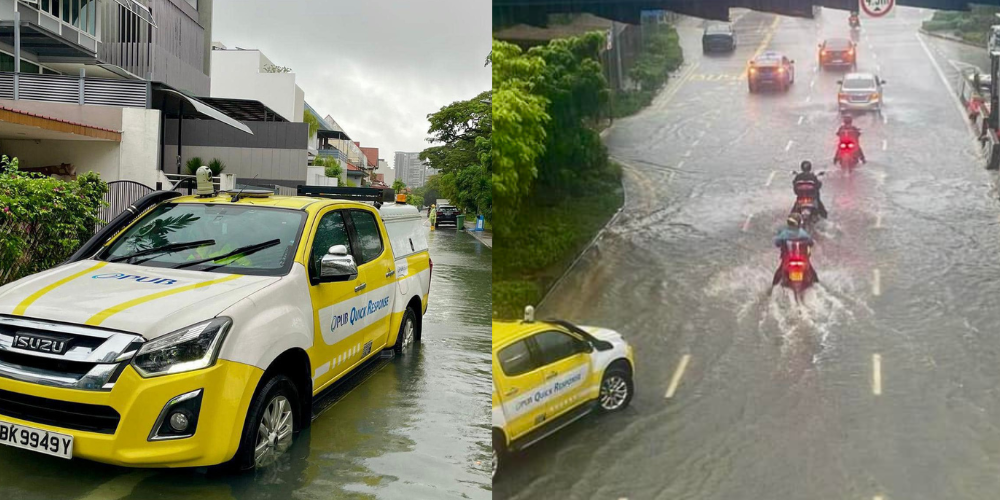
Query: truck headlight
[{"left": 132, "top": 318, "right": 232, "bottom": 377}]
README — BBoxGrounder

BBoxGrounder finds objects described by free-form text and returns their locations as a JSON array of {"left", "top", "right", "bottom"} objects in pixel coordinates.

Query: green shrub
[
  {"left": 185, "top": 156, "right": 204, "bottom": 175},
  {"left": 492, "top": 281, "right": 541, "bottom": 319},
  {"left": 207, "top": 158, "right": 225, "bottom": 176},
  {"left": 0, "top": 157, "right": 108, "bottom": 285}
]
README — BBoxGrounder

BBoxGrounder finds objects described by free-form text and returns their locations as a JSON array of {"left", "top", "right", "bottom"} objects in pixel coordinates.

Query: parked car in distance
[{"left": 435, "top": 205, "right": 459, "bottom": 228}]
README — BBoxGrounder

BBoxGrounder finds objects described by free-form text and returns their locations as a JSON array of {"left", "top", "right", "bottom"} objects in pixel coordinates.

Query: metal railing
[{"left": 0, "top": 72, "right": 148, "bottom": 107}]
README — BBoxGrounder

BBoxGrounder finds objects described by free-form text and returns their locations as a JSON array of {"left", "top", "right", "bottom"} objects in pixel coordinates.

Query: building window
[{"left": 0, "top": 54, "right": 42, "bottom": 74}]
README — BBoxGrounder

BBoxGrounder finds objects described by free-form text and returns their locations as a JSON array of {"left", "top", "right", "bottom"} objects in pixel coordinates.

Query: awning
[
  {"left": 158, "top": 88, "right": 253, "bottom": 135},
  {"left": 111, "top": 0, "right": 157, "bottom": 28}
]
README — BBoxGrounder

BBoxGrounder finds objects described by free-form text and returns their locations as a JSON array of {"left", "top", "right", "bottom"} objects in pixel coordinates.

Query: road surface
[
  {"left": 0, "top": 227, "right": 492, "bottom": 500},
  {"left": 496, "top": 6, "right": 1000, "bottom": 500}
]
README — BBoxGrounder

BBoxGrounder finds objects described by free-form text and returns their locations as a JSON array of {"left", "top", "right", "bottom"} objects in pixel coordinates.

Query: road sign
[{"left": 860, "top": 0, "right": 894, "bottom": 18}]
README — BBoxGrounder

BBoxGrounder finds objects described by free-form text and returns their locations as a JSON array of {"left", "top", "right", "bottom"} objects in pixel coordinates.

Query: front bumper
[{"left": 0, "top": 359, "right": 263, "bottom": 467}]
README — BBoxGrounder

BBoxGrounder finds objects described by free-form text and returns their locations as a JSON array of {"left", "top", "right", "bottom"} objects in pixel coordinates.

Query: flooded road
[
  {"left": 496, "top": 6, "right": 1000, "bottom": 500},
  {"left": 0, "top": 225, "right": 492, "bottom": 500}
]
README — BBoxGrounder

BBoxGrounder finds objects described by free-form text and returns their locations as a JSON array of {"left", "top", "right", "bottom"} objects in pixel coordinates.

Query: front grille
[
  {"left": 0, "top": 388, "right": 121, "bottom": 434},
  {"left": 0, "top": 316, "right": 144, "bottom": 391}
]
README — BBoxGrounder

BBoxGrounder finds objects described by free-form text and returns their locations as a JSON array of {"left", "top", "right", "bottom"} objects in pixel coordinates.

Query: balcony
[{"left": 0, "top": 70, "right": 148, "bottom": 106}]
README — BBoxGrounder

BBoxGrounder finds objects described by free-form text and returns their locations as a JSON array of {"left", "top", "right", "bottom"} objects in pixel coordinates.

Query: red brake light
[{"left": 788, "top": 260, "right": 805, "bottom": 270}]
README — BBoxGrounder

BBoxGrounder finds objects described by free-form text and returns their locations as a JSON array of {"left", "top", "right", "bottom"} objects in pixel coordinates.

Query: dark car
[
  {"left": 818, "top": 38, "right": 856, "bottom": 70},
  {"left": 702, "top": 23, "right": 736, "bottom": 54},
  {"left": 435, "top": 205, "right": 459, "bottom": 228},
  {"left": 748, "top": 51, "right": 795, "bottom": 93}
]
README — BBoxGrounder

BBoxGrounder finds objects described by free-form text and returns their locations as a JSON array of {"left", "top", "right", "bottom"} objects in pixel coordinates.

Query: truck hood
[
  {"left": 581, "top": 325, "right": 628, "bottom": 349},
  {"left": 0, "top": 260, "right": 279, "bottom": 339}
]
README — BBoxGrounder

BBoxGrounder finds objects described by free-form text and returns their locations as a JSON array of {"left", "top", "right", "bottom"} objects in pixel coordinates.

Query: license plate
[
  {"left": 790, "top": 271, "right": 804, "bottom": 282},
  {"left": 0, "top": 419, "right": 73, "bottom": 459}
]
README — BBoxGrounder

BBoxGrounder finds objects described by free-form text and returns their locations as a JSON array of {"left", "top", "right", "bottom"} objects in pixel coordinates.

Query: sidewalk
[{"left": 464, "top": 220, "right": 492, "bottom": 248}]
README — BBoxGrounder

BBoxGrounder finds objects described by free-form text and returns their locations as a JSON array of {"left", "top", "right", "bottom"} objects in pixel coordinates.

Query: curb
[
  {"left": 919, "top": 28, "right": 983, "bottom": 49},
  {"left": 463, "top": 222, "right": 492, "bottom": 248},
  {"left": 537, "top": 158, "right": 630, "bottom": 310}
]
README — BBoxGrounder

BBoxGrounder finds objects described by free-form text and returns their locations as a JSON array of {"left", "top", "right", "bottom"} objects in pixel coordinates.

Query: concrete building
[
  {"left": 378, "top": 159, "right": 393, "bottom": 185},
  {"left": 210, "top": 44, "right": 304, "bottom": 123},
  {"left": 394, "top": 151, "right": 429, "bottom": 188},
  {"left": 0, "top": 0, "right": 219, "bottom": 189}
]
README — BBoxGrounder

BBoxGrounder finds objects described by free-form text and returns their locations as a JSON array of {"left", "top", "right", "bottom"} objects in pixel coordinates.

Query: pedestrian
[{"left": 968, "top": 95, "right": 982, "bottom": 122}]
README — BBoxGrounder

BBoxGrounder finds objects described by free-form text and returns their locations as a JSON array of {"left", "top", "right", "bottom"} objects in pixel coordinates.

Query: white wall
[
  {"left": 210, "top": 49, "right": 303, "bottom": 122},
  {"left": 1, "top": 139, "right": 120, "bottom": 181},
  {"left": 119, "top": 108, "right": 162, "bottom": 187},
  {"left": 306, "top": 166, "right": 338, "bottom": 186}
]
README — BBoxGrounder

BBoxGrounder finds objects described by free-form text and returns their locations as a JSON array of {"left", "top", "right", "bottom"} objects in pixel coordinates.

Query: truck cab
[{"left": 0, "top": 186, "right": 431, "bottom": 470}]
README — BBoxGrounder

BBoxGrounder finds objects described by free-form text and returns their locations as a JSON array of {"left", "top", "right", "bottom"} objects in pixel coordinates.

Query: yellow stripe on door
[
  {"left": 13, "top": 262, "right": 109, "bottom": 316},
  {"left": 85, "top": 274, "right": 242, "bottom": 326}
]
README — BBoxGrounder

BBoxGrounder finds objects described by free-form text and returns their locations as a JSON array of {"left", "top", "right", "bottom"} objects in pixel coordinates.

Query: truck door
[
  {"left": 528, "top": 330, "right": 592, "bottom": 422},
  {"left": 495, "top": 339, "right": 545, "bottom": 441},
  {"left": 345, "top": 209, "right": 396, "bottom": 354},
  {"left": 306, "top": 208, "right": 365, "bottom": 390}
]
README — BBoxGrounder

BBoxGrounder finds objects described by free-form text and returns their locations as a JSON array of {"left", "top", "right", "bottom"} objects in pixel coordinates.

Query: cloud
[{"left": 211, "top": 0, "right": 490, "bottom": 168}]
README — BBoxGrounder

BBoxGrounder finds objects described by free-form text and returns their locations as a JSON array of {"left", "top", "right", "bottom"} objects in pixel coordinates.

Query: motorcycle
[
  {"left": 834, "top": 135, "right": 861, "bottom": 171},
  {"left": 775, "top": 239, "right": 817, "bottom": 298},
  {"left": 790, "top": 172, "right": 825, "bottom": 232}
]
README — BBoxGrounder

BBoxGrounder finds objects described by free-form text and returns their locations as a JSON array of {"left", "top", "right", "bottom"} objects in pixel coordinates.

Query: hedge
[{"left": 0, "top": 156, "right": 108, "bottom": 286}]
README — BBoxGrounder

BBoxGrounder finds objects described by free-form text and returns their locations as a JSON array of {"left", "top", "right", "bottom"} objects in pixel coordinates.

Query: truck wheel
[
  {"left": 597, "top": 366, "right": 633, "bottom": 413},
  {"left": 232, "top": 375, "right": 300, "bottom": 470},
  {"left": 493, "top": 432, "right": 506, "bottom": 480},
  {"left": 393, "top": 308, "right": 418, "bottom": 354}
]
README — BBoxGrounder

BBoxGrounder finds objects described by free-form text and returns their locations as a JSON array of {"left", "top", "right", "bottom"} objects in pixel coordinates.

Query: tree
[
  {"left": 303, "top": 110, "right": 321, "bottom": 136},
  {"left": 392, "top": 179, "right": 406, "bottom": 194},
  {"left": 313, "top": 156, "right": 343, "bottom": 181}
]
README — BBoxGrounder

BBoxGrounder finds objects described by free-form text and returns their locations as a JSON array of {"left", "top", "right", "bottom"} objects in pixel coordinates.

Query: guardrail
[{"left": 0, "top": 72, "right": 148, "bottom": 108}]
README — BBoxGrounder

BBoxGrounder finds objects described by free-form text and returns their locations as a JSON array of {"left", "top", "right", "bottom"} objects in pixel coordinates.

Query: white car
[{"left": 838, "top": 72, "right": 886, "bottom": 112}]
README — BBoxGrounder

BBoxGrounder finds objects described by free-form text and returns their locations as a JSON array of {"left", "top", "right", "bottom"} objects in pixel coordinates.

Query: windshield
[{"left": 100, "top": 203, "right": 306, "bottom": 276}]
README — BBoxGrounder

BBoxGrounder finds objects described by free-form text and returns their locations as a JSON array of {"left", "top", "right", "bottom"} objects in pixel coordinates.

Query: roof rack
[{"left": 297, "top": 185, "right": 394, "bottom": 203}]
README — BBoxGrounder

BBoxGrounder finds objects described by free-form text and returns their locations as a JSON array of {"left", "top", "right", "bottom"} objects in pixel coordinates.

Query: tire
[
  {"left": 748, "top": 82, "right": 755, "bottom": 93},
  {"left": 492, "top": 432, "right": 506, "bottom": 480},
  {"left": 230, "top": 375, "right": 300, "bottom": 471},
  {"left": 597, "top": 366, "right": 633, "bottom": 413},
  {"left": 393, "top": 307, "right": 419, "bottom": 354}
]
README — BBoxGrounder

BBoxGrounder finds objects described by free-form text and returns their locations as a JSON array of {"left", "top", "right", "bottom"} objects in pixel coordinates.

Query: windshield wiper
[
  {"left": 109, "top": 239, "right": 216, "bottom": 264},
  {"left": 171, "top": 239, "right": 281, "bottom": 270}
]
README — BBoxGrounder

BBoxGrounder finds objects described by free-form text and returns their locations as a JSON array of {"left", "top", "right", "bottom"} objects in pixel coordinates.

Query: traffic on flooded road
[{"left": 494, "top": 4, "right": 1000, "bottom": 500}]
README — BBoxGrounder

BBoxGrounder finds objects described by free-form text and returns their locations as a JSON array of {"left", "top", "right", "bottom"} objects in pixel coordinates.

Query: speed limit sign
[{"left": 860, "top": 0, "right": 894, "bottom": 17}]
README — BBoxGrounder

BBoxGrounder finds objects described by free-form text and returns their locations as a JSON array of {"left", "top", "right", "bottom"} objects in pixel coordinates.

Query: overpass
[{"left": 494, "top": 0, "right": 997, "bottom": 27}]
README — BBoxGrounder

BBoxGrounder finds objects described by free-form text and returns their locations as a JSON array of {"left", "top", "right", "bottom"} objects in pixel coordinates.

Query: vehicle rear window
[
  {"left": 705, "top": 25, "right": 731, "bottom": 34},
  {"left": 498, "top": 340, "right": 536, "bottom": 377},
  {"left": 825, "top": 39, "right": 850, "bottom": 50},
  {"left": 843, "top": 77, "right": 874, "bottom": 90}
]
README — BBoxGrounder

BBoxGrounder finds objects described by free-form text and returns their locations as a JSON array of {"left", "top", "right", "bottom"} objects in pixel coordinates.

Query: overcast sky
[{"left": 212, "top": 0, "right": 491, "bottom": 169}]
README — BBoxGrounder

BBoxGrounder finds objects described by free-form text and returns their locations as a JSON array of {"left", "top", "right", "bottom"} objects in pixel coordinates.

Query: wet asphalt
[
  {"left": 496, "top": 6, "right": 1000, "bottom": 500},
  {"left": 0, "top": 224, "right": 492, "bottom": 500}
]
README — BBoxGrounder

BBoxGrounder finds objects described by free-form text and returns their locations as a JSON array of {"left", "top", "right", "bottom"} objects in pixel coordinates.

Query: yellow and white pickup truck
[
  {"left": 0, "top": 185, "right": 431, "bottom": 470},
  {"left": 492, "top": 308, "right": 635, "bottom": 478}
]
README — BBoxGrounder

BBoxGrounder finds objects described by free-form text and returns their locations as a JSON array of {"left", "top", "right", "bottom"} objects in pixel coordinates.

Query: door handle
[
  {"left": 545, "top": 371, "right": 558, "bottom": 380},
  {"left": 354, "top": 283, "right": 367, "bottom": 293},
  {"left": 504, "top": 387, "right": 519, "bottom": 397},
  {"left": 385, "top": 269, "right": 395, "bottom": 278}
]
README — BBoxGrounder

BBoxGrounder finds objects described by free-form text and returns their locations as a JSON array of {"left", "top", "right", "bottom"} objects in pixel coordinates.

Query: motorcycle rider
[
  {"left": 793, "top": 160, "right": 828, "bottom": 219},
  {"left": 849, "top": 10, "right": 860, "bottom": 28},
  {"left": 772, "top": 214, "right": 817, "bottom": 286},
  {"left": 834, "top": 115, "right": 866, "bottom": 164}
]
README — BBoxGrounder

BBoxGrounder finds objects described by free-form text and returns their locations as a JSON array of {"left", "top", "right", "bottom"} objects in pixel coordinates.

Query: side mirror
[
  {"left": 319, "top": 244, "right": 358, "bottom": 282},
  {"left": 836, "top": 80, "right": 843, "bottom": 85},
  {"left": 790, "top": 59, "right": 796, "bottom": 64},
  {"left": 881, "top": 80, "right": 887, "bottom": 84}
]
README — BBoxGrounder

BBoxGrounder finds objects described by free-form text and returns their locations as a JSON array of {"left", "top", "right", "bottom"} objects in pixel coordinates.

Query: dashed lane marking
[
  {"left": 873, "top": 354, "right": 883, "bottom": 396},
  {"left": 677, "top": 160, "right": 685, "bottom": 169},
  {"left": 875, "top": 212, "right": 882, "bottom": 229},
  {"left": 810, "top": 79, "right": 815, "bottom": 88},
  {"left": 692, "top": 139, "right": 701, "bottom": 147},
  {"left": 882, "top": 139, "right": 887, "bottom": 150},
  {"left": 873, "top": 269, "right": 882, "bottom": 296},
  {"left": 683, "top": 150, "right": 692, "bottom": 158},
  {"left": 785, "top": 140, "right": 793, "bottom": 151},
  {"left": 798, "top": 115, "right": 805, "bottom": 125},
  {"left": 882, "top": 113, "right": 888, "bottom": 124},
  {"left": 806, "top": 95, "right": 812, "bottom": 103},
  {"left": 766, "top": 170, "right": 778, "bottom": 186},
  {"left": 665, "top": 354, "right": 691, "bottom": 399},
  {"left": 742, "top": 213, "right": 754, "bottom": 232}
]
